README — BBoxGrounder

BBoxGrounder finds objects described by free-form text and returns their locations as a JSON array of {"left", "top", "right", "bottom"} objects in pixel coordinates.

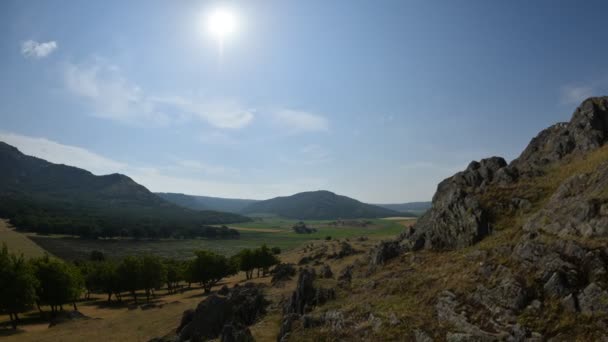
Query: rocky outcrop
[
  {"left": 177, "top": 283, "right": 268, "bottom": 342},
  {"left": 524, "top": 161, "right": 608, "bottom": 238},
  {"left": 277, "top": 269, "right": 336, "bottom": 341},
  {"left": 369, "top": 240, "right": 402, "bottom": 266},
  {"left": 511, "top": 97, "right": 608, "bottom": 174},
  {"left": 398, "top": 157, "right": 507, "bottom": 251}
]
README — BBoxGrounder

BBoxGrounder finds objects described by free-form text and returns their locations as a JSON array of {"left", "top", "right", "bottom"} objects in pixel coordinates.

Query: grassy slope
[{"left": 0, "top": 219, "right": 48, "bottom": 258}]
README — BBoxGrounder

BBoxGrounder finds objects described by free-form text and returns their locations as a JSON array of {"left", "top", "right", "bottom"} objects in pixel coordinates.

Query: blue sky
[{"left": 1, "top": 0, "right": 608, "bottom": 203}]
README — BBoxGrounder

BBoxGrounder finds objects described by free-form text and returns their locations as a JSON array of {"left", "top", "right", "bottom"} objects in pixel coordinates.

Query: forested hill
[
  {"left": 0, "top": 142, "right": 249, "bottom": 238},
  {"left": 240, "top": 190, "right": 405, "bottom": 219},
  {"left": 156, "top": 192, "right": 258, "bottom": 213}
]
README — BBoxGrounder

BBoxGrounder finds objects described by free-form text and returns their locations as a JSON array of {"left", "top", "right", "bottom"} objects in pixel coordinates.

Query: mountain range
[{"left": 0, "top": 142, "right": 247, "bottom": 239}]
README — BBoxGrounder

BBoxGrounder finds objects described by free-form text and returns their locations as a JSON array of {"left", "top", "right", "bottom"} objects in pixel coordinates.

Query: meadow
[{"left": 23, "top": 217, "right": 413, "bottom": 260}]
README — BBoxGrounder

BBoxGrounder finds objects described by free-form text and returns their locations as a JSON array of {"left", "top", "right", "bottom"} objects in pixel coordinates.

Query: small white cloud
[
  {"left": 65, "top": 59, "right": 254, "bottom": 129},
  {"left": 21, "top": 40, "right": 58, "bottom": 58},
  {"left": 560, "top": 85, "right": 595, "bottom": 105},
  {"left": 273, "top": 109, "right": 329, "bottom": 133}
]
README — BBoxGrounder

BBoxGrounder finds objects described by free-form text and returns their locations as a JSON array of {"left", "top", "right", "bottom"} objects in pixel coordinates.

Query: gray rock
[
  {"left": 220, "top": 323, "right": 254, "bottom": 342},
  {"left": 178, "top": 283, "right": 268, "bottom": 341},
  {"left": 543, "top": 271, "right": 570, "bottom": 298},
  {"left": 578, "top": 282, "right": 608, "bottom": 315},
  {"left": 369, "top": 240, "right": 402, "bottom": 266},
  {"left": 561, "top": 293, "right": 578, "bottom": 312}
]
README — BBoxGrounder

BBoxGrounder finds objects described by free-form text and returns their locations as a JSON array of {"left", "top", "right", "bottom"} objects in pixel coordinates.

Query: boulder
[
  {"left": 369, "top": 240, "right": 401, "bottom": 266},
  {"left": 178, "top": 283, "right": 268, "bottom": 341},
  {"left": 578, "top": 282, "right": 608, "bottom": 315}
]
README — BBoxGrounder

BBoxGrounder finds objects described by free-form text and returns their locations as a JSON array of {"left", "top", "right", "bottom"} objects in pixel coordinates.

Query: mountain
[
  {"left": 156, "top": 192, "right": 258, "bottom": 213},
  {"left": 0, "top": 142, "right": 249, "bottom": 238},
  {"left": 375, "top": 201, "right": 431, "bottom": 215},
  {"left": 240, "top": 190, "right": 404, "bottom": 219}
]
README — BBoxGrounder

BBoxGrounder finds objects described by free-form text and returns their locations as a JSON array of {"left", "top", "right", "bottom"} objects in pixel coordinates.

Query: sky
[{"left": 1, "top": 1, "right": 608, "bottom": 203}]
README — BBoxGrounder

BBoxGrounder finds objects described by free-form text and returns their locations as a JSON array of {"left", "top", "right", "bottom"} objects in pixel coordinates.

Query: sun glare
[{"left": 206, "top": 8, "right": 238, "bottom": 40}]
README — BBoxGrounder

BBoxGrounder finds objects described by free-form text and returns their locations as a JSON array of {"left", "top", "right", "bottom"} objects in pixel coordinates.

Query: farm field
[{"left": 25, "top": 217, "right": 412, "bottom": 260}]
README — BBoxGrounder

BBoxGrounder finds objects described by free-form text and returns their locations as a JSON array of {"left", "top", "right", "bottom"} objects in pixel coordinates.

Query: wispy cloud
[
  {"left": 560, "top": 85, "right": 595, "bottom": 105},
  {"left": 21, "top": 40, "right": 58, "bottom": 58},
  {"left": 0, "top": 132, "right": 326, "bottom": 199},
  {"left": 273, "top": 109, "right": 329, "bottom": 133},
  {"left": 64, "top": 59, "right": 254, "bottom": 129}
]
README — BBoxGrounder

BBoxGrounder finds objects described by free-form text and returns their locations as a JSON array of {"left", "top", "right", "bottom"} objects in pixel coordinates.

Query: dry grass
[{"left": 0, "top": 219, "right": 49, "bottom": 259}]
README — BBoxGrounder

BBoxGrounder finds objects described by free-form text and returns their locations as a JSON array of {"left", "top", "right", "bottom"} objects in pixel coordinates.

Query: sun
[{"left": 206, "top": 7, "right": 238, "bottom": 41}]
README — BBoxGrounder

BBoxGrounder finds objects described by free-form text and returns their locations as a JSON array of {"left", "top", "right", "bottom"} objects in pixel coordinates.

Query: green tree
[
  {"left": 140, "top": 255, "right": 166, "bottom": 302},
  {"left": 190, "top": 250, "right": 235, "bottom": 293},
  {"left": 254, "top": 244, "right": 280, "bottom": 277},
  {"left": 0, "top": 244, "right": 39, "bottom": 329},
  {"left": 116, "top": 256, "right": 142, "bottom": 303},
  {"left": 233, "top": 248, "right": 256, "bottom": 280},
  {"left": 31, "top": 255, "right": 83, "bottom": 313},
  {"left": 165, "top": 259, "right": 185, "bottom": 294}
]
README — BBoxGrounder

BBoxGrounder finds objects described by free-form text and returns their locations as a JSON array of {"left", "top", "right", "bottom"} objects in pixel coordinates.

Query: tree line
[{"left": 0, "top": 244, "right": 280, "bottom": 330}]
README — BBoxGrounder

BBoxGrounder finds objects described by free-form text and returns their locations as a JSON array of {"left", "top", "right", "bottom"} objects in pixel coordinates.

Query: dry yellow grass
[{"left": 0, "top": 219, "right": 48, "bottom": 259}]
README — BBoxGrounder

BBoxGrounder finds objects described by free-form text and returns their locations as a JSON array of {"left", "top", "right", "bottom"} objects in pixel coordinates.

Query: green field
[{"left": 26, "top": 217, "right": 410, "bottom": 260}]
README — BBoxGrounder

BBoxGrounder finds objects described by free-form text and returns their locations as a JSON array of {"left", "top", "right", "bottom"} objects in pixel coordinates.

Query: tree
[
  {"left": 233, "top": 248, "right": 256, "bottom": 280},
  {"left": 271, "top": 246, "right": 281, "bottom": 255},
  {"left": 116, "top": 256, "right": 142, "bottom": 303},
  {"left": 254, "top": 244, "right": 280, "bottom": 277},
  {"left": 31, "top": 255, "right": 83, "bottom": 313},
  {"left": 190, "top": 251, "right": 235, "bottom": 293},
  {"left": 0, "top": 244, "right": 38, "bottom": 329},
  {"left": 165, "top": 259, "right": 186, "bottom": 294},
  {"left": 140, "top": 255, "right": 166, "bottom": 302}
]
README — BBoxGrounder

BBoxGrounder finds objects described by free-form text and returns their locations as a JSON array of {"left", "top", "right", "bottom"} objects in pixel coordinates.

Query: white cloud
[
  {"left": 154, "top": 96, "right": 254, "bottom": 129},
  {"left": 64, "top": 59, "right": 253, "bottom": 129},
  {"left": 21, "top": 40, "right": 58, "bottom": 58},
  {"left": 560, "top": 85, "right": 595, "bottom": 105},
  {"left": 273, "top": 109, "right": 329, "bottom": 133}
]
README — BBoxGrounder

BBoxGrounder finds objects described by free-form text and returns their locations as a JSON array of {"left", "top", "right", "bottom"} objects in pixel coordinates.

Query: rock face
[
  {"left": 399, "top": 157, "right": 506, "bottom": 250},
  {"left": 277, "top": 269, "right": 336, "bottom": 342},
  {"left": 511, "top": 97, "right": 608, "bottom": 174},
  {"left": 524, "top": 161, "right": 608, "bottom": 238},
  {"left": 177, "top": 283, "right": 268, "bottom": 342}
]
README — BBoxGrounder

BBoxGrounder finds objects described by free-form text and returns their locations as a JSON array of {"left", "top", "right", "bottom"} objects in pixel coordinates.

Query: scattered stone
[{"left": 578, "top": 282, "right": 608, "bottom": 315}]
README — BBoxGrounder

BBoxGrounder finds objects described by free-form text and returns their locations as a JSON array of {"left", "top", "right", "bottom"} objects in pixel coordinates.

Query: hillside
[
  {"left": 375, "top": 201, "right": 431, "bottom": 215},
  {"left": 260, "top": 96, "right": 608, "bottom": 341},
  {"left": 240, "top": 190, "right": 403, "bottom": 219},
  {"left": 0, "top": 142, "right": 249, "bottom": 238},
  {"left": 156, "top": 192, "right": 258, "bottom": 213}
]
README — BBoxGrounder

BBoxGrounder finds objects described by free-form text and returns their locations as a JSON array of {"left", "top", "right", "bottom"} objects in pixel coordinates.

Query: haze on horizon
[{"left": 1, "top": 0, "right": 608, "bottom": 203}]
